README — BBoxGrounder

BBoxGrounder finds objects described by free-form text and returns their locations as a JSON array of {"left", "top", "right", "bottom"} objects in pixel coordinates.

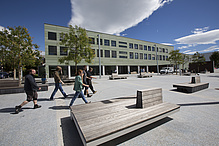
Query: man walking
[
  {"left": 49, "top": 66, "right": 68, "bottom": 100},
  {"left": 15, "top": 69, "right": 41, "bottom": 114}
]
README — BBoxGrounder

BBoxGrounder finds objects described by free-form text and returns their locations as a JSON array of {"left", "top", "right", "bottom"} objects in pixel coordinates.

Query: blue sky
[{"left": 1, "top": 0, "right": 219, "bottom": 55}]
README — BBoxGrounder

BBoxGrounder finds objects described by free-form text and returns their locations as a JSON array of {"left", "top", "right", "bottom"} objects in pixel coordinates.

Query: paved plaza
[{"left": 0, "top": 72, "right": 219, "bottom": 146}]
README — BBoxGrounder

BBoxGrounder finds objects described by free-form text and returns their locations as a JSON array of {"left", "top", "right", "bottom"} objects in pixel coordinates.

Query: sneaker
[
  {"left": 64, "top": 95, "right": 68, "bottom": 99},
  {"left": 15, "top": 106, "right": 21, "bottom": 114},
  {"left": 49, "top": 98, "right": 54, "bottom": 101},
  {"left": 87, "top": 94, "right": 92, "bottom": 97},
  {"left": 34, "top": 104, "right": 42, "bottom": 109},
  {"left": 93, "top": 91, "right": 97, "bottom": 94},
  {"left": 86, "top": 101, "right": 91, "bottom": 104}
]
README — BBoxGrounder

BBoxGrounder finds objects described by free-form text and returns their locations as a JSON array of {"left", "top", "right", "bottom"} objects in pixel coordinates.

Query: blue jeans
[
  {"left": 50, "top": 83, "right": 67, "bottom": 99},
  {"left": 69, "top": 91, "right": 88, "bottom": 106}
]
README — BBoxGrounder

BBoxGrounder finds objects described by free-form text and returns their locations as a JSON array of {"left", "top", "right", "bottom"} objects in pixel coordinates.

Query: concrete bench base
[
  {"left": 137, "top": 74, "right": 152, "bottom": 78},
  {"left": 173, "top": 82, "right": 209, "bottom": 93},
  {"left": 70, "top": 94, "right": 179, "bottom": 145},
  {"left": 0, "top": 84, "right": 48, "bottom": 94}
]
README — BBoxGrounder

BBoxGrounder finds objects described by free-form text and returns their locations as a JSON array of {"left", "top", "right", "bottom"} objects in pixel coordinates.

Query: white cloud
[
  {"left": 69, "top": 0, "right": 173, "bottom": 35},
  {"left": 191, "top": 26, "right": 209, "bottom": 34},
  {"left": 175, "top": 28, "right": 219, "bottom": 45},
  {"left": 161, "top": 43, "right": 174, "bottom": 46},
  {"left": 199, "top": 45, "right": 219, "bottom": 53}
]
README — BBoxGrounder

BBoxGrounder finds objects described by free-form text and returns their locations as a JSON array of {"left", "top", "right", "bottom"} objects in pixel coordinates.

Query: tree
[
  {"left": 59, "top": 25, "right": 95, "bottom": 74},
  {"left": 0, "top": 26, "right": 41, "bottom": 85},
  {"left": 167, "top": 50, "right": 183, "bottom": 75},
  {"left": 210, "top": 51, "right": 219, "bottom": 68},
  {"left": 181, "top": 54, "right": 190, "bottom": 73},
  {"left": 192, "top": 52, "right": 205, "bottom": 73}
]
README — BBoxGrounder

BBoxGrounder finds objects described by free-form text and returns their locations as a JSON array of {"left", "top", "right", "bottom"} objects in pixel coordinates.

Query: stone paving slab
[{"left": 0, "top": 73, "right": 219, "bottom": 146}]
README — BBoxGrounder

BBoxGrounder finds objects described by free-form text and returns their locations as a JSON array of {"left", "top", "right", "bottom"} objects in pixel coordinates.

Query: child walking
[{"left": 69, "top": 69, "right": 91, "bottom": 106}]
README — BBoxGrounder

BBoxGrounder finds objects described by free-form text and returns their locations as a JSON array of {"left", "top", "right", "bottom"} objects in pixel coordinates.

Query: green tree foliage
[
  {"left": 59, "top": 25, "right": 95, "bottom": 73},
  {"left": 192, "top": 52, "right": 205, "bottom": 73},
  {"left": 167, "top": 50, "right": 183, "bottom": 75},
  {"left": 0, "top": 26, "right": 42, "bottom": 85},
  {"left": 210, "top": 51, "right": 219, "bottom": 68}
]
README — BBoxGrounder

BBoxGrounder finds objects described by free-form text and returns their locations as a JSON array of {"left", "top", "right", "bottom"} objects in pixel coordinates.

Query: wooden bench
[
  {"left": 109, "top": 73, "right": 127, "bottom": 80},
  {"left": 137, "top": 72, "right": 152, "bottom": 78},
  {"left": 173, "top": 76, "right": 209, "bottom": 93},
  {"left": 70, "top": 88, "right": 180, "bottom": 146},
  {"left": 0, "top": 79, "right": 48, "bottom": 94},
  {"left": 0, "top": 80, "right": 19, "bottom": 88}
]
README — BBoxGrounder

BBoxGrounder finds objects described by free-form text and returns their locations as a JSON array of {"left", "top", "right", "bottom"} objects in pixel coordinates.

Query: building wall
[{"left": 44, "top": 23, "right": 174, "bottom": 77}]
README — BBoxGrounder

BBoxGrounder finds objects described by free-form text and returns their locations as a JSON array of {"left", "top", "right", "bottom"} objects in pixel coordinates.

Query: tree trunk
[
  {"left": 75, "top": 62, "right": 77, "bottom": 75},
  {"left": 176, "top": 64, "right": 178, "bottom": 75},
  {"left": 18, "top": 66, "right": 22, "bottom": 86},
  {"left": 13, "top": 68, "right": 16, "bottom": 80}
]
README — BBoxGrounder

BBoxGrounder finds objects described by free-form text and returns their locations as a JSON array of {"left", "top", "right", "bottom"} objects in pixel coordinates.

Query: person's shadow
[{"left": 0, "top": 107, "right": 32, "bottom": 114}]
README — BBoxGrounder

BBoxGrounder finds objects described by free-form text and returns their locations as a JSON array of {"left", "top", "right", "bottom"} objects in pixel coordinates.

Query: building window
[
  {"left": 152, "top": 47, "right": 155, "bottom": 51},
  {"left": 112, "top": 51, "right": 117, "bottom": 58},
  {"left": 139, "top": 45, "right": 143, "bottom": 50},
  {"left": 48, "top": 32, "right": 57, "bottom": 40},
  {"left": 111, "top": 40, "right": 116, "bottom": 47},
  {"left": 144, "top": 45, "right": 147, "bottom": 50},
  {"left": 148, "top": 54, "right": 151, "bottom": 60},
  {"left": 160, "top": 55, "right": 162, "bottom": 60},
  {"left": 119, "top": 41, "right": 127, "bottom": 44},
  {"left": 140, "top": 53, "right": 143, "bottom": 59},
  {"left": 166, "top": 56, "right": 168, "bottom": 60},
  {"left": 48, "top": 46, "right": 57, "bottom": 55},
  {"left": 144, "top": 54, "right": 147, "bottom": 60},
  {"left": 89, "top": 37, "right": 95, "bottom": 44},
  {"left": 148, "top": 46, "right": 151, "bottom": 51},
  {"left": 130, "top": 52, "right": 133, "bottom": 59},
  {"left": 119, "top": 56, "right": 127, "bottom": 58},
  {"left": 97, "top": 49, "right": 103, "bottom": 57},
  {"left": 119, "top": 45, "right": 127, "bottom": 48},
  {"left": 135, "top": 53, "right": 138, "bottom": 59},
  {"left": 152, "top": 54, "right": 155, "bottom": 60},
  {"left": 60, "top": 46, "right": 67, "bottom": 56},
  {"left": 104, "top": 39, "right": 110, "bottom": 46},
  {"left": 129, "top": 43, "right": 133, "bottom": 49},
  {"left": 119, "top": 51, "right": 127, "bottom": 54},
  {"left": 163, "top": 48, "right": 165, "bottom": 53},
  {"left": 105, "top": 50, "right": 110, "bottom": 58},
  {"left": 159, "top": 48, "right": 162, "bottom": 52},
  {"left": 134, "top": 44, "right": 138, "bottom": 49},
  {"left": 166, "top": 49, "right": 168, "bottom": 53},
  {"left": 59, "top": 33, "right": 66, "bottom": 41},
  {"left": 163, "top": 55, "right": 165, "bottom": 60},
  {"left": 97, "top": 38, "right": 103, "bottom": 45}
]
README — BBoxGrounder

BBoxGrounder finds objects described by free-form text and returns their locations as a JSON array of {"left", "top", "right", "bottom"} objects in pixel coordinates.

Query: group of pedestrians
[{"left": 15, "top": 65, "right": 97, "bottom": 114}]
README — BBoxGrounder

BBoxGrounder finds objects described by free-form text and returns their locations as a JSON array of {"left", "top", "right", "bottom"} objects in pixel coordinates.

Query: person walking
[
  {"left": 69, "top": 69, "right": 91, "bottom": 106},
  {"left": 50, "top": 66, "right": 68, "bottom": 100},
  {"left": 15, "top": 69, "right": 41, "bottom": 114},
  {"left": 82, "top": 65, "right": 92, "bottom": 97},
  {"left": 87, "top": 67, "right": 97, "bottom": 94}
]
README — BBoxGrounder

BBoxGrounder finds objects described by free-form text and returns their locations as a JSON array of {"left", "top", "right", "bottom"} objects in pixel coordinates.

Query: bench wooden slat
[{"left": 73, "top": 102, "right": 179, "bottom": 142}]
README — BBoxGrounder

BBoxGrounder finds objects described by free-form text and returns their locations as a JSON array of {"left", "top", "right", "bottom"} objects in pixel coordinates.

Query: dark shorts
[{"left": 26, "top": 91, "right": 38, "bottom": 101}]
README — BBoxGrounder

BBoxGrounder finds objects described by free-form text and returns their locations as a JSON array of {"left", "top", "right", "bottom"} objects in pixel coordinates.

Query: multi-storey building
[{"left": 44, "top": 23, "right": 174, "bottom": 78}]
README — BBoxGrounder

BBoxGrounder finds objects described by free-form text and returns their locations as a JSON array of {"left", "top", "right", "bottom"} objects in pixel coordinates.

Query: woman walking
[
  {"left": 87, "top": 67, "right": 97, "bottom": 94},
  {"left": 69, "top": 69, "right": 91, "bottom": 106},
  {"left": 50, "top": 66, "right": 68, "bottom": 100}
]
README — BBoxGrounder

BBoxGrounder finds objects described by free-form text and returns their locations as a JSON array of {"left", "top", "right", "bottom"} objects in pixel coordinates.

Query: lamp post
[
  {"left": 98, "top": 34, "right": 101, "bottom": 79},
  {"left": 155, "top": 44, "right": 159, "bottom": 75}
]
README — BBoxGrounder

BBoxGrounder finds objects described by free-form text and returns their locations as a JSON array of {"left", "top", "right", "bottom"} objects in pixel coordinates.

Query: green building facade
[{"left": 44, "top": 23, "right": 174, "bottom": 78}]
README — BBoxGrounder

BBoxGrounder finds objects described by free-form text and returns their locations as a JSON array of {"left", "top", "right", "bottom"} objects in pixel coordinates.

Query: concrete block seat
[
  {"left": 0, "top": 79, "right": 48, "bottom": 94},
  {"left": 70, "top": 88, "right": 180, "bottom": 146},
  {"left": 137, "top": 72, "right": 152, "bottom": 78},
  {"left": 173, "top": 76, "right": 209, "bottom": 93},
  {"left": 109, "top": 73, "right": 128, "bottom": 80}
]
